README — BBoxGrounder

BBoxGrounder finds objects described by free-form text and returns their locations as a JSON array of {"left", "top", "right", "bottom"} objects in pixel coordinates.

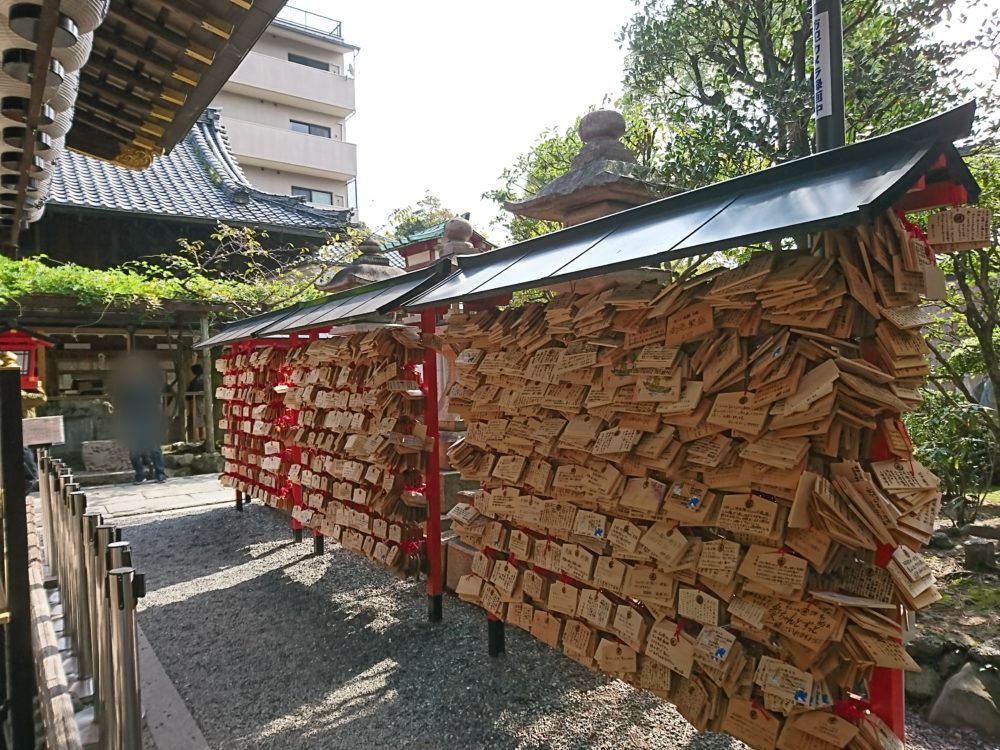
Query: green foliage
[
  {"left": 0, "top": 254, "right": 184, "bottom": 308},
  {"left": 386, "top": 193, "right": 455, "bottom": 240},
  {"left": 487, "top": 0, "right": 998, "bottom": 239},
  {"left": 0, "top": 223, "right": 328, "bottom": 319},
  {"left": 905, "top": 390, "right": 1000, "bottom": 526},
  {"left": 918, "top": 153, "right": 1000, "bottom": 443},
  {"left": 621, "top": 0, "right": 997, "bottom": 187}
]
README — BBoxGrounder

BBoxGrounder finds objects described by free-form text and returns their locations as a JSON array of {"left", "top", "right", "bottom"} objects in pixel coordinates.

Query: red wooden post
[
  {"left": 421, "top": 308, "right": 443, "bottom": 622},
  {"left": 862, "top": 342, "right": 905, "bottom": 741}
]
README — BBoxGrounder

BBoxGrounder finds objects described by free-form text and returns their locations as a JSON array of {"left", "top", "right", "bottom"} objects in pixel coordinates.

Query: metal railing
[
  {"left": 37, "top": 449, "right": 146, "bottom": 749},
  {"left": 275, "top": 5, "right": 343, "bottom": 39}
]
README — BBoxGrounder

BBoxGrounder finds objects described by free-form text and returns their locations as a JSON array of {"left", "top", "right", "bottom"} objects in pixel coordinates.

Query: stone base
[{"left": 81, "top": 439, "right": 132, "bottom": 473}]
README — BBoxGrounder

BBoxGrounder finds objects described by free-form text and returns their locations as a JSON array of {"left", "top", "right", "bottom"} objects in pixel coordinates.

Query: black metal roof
[
  {"left": 48, "top": 109, "right": 351, "bottom": 238},
  {"left": 404, "top": 103, "right": 979, "bottom": 310},
  {"left": 194, "top": 308, "right": 297, "bottom": 350},
  {"left": 195, "top": 259, "right": 451, "bottom": 348}
]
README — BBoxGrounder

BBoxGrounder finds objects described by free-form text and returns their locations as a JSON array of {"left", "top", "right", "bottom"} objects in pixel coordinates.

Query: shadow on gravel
[{"left": 123, "top": 504, "right": 742, "bottom": 750}]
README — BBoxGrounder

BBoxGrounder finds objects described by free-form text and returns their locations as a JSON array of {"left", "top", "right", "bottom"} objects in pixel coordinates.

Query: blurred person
[{"left": 112, "top": 352, "right": 167, "bottom": 484}]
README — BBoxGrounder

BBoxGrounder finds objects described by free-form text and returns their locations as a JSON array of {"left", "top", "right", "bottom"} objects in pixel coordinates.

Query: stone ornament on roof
[
  {"left": 438, "top": 216, "right": 475, "bottom": 261},
  {"left": 316, "top": 237, "right": 406, "bottom": 292},
  {"left": 504, "top": 109, "right": 664, "bottom": 227}
]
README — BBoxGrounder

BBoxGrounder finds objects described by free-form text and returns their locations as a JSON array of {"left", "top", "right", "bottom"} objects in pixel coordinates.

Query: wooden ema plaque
[
  {"left": 216, "top": 327, "right": 431, "bottom": 579},
  {"left": 443, "top": 211, "right": 943, "bottom": 750}
]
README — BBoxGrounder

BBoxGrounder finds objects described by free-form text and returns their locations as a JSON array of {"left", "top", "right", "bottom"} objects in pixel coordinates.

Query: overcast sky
[{"left": 290, "top": 0, "right": 636, "bottom": 240}]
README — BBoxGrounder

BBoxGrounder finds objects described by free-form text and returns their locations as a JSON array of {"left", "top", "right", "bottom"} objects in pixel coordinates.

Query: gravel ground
[{"left": 118, "top": 503, "right": 999, "bottom": 750}]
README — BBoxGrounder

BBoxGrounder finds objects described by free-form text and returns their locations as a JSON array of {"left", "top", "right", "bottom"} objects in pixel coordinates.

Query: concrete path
[{"left": 85, "top": 474, "right": 233, "bottom": 518}]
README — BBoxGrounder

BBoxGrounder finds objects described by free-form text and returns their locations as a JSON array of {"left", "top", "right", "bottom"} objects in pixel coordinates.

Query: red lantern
[{"left": 0, "top": 324, "right": 54, "bottom": 390}]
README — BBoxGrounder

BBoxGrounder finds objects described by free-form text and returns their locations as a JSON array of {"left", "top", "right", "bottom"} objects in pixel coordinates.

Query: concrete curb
[{"left": 138, "top": 625, "right": 210, "bottom": 750}]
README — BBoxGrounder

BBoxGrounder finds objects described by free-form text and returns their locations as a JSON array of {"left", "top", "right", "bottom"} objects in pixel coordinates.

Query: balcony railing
[{"left": 275, "top": 5, "right": 343, "bottom": 40}]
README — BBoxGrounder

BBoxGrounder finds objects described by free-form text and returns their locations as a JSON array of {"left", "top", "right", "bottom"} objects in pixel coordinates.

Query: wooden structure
[
  {"left": 398, "top": 103, "right": 981, "bottom": 747},
  {"left": 2, "top": 0, "right": 291, "bottom": 248}
]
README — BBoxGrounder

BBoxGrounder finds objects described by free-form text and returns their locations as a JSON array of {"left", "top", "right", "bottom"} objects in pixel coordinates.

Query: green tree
[
  {"left": 487, "top": 0, "right": 998, "bottom": 236},
  {"left": 386, "top": 193, "right": 455, "bottom": 240},
  {"left": 620, "top": 0, "right": 998, "bottom": 187},
  {"left": 920, "top": 151, "right": 1000, "bottom": 444}
]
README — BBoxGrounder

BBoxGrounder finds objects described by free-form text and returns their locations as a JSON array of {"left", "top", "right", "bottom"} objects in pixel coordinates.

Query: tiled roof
[
  {"left": 383, "top": 221, "right": 449, "bottom": 251},
  {"left": 48, "top": 109, "right": 351, "bottom": 237},
  {"left": 323, "top": 242, "right": 406, "bottom": 269}
]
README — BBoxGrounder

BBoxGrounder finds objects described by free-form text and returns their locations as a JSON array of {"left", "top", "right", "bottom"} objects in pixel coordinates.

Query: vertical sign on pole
[
  {"left": 421, "top": 309, "right": 443, "bottom": 622},
  {"left": 813, "top": 0, "right": 846, "bottom": 150}
]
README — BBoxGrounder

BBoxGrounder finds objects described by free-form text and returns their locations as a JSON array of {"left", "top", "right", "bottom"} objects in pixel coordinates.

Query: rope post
[
  {"left": 38, "top": 448, "right": 55, "bottom": 577},
  {"left": 93, "top": 524, "right": 120, "bottom": 740},
  {"left": 69, "top": 489, "right": 94, "bottom": 692},
  {"left": 107, "top": 566, "right": 145, "bottom": 750}
]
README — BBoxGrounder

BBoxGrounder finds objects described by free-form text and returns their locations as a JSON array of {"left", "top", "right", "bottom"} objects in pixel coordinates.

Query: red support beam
[
  {"left": 862, "top": 340, "right": 906, "bottom": 742},
  {"left": 421, "top": 308, "right": 444, "bottom": 622}
]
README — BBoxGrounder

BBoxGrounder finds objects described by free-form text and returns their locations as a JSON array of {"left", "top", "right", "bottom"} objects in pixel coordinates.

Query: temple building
[{"left": 27, "top": 108, "right": 351, "bottom": 267}]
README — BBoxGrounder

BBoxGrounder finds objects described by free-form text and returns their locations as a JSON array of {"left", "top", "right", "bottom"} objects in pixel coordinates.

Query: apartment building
[{"left": 212, "top": 6, "right": 359, "bottom": 213}]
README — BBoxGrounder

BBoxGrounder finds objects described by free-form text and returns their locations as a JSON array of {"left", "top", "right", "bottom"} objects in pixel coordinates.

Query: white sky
[
  {"left": 291, "top": 0, "right": 636, "bottom": 241},
  {"left": 289, "top": 1, "right": 995, "bottom": 244}
]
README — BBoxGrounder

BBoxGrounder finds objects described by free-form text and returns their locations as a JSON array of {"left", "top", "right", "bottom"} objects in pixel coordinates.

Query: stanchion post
[
  {"left": 313, "top": 531, "right": 324, "bottom": 555},
  {"left": 421, "top": 308, "right": 443, "bottom": 623},
  {"left": 107, "top": 565, "right": 145, "bottom": 750},
  {"left": 70, "top": 489, "right": 94, "bottom": 688},
  {"left": 235, "top": 489, "right": 244, "bottom": 512},
  {"left": 37, "top": 448, "right": 55, "bottom": 577},
  {"left": 93, "top": 524, "right": 119, "bottom": 740},
  {"left": 0, "top": 365, "right": 36, "bottom": 747}
]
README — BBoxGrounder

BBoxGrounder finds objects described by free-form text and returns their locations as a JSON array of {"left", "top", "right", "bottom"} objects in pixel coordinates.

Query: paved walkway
[{"left": 85, "top": 474, "right": 233, "bottom": 518}]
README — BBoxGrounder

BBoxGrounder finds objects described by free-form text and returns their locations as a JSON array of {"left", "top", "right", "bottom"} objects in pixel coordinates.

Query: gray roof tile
[{"left": 48, "top": 109, "right": 351, "bottom": 237}]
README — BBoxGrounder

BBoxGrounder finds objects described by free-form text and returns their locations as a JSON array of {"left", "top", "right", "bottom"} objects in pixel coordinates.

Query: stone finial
[
  {"left": 444, "top": 217, "right": 473, "bottom": 243},
  {"left": 315, "top": 235, "right": 404, "bottom": 292},
  {"left": 503, "top": 108, "right": 663, "bottom": 227},
  {"left": 572, "top": 110, "right": 634, "bottom": 168},
  {"left": 440, "top": 216, "right": 475, "bottom": 261},
  {"left": 357, "top": 236, "right": 386, "bottom": 260}
]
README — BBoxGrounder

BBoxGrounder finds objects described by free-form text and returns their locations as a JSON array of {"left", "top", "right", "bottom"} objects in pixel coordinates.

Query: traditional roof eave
[
  {"left": 69, "top": 0, "right": 289, "bottom": 169},
  {"left": 403, "top": 102, "right": 980, "bottom": 311}
]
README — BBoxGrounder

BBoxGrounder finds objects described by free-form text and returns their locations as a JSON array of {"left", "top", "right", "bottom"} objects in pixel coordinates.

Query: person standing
[{"left": 113, "top": 353, "right": 167, "bottom": 484}]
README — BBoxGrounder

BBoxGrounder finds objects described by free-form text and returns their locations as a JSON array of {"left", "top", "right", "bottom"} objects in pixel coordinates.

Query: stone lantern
[
  {"left": 504, "top": 109, "right": 664, "bottom": 227},
  {"left": 316, "top": 236, "right": 405, "bottom": 293}
]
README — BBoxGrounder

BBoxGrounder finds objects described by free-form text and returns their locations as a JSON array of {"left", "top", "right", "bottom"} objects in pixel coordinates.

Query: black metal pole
[
  {"left": 487, "top": 615, "right": 505, "bottom": 658},
  {"left": 813, "top": 0, "right": 845, "bottom": 150},
  {"left": 0, "top": 367, "right": 36, "bottom": 747}
]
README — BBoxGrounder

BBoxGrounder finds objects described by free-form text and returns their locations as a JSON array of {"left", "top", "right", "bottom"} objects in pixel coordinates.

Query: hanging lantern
[{"left": 0, "top": 323, "right": 55, "bottom": 390}]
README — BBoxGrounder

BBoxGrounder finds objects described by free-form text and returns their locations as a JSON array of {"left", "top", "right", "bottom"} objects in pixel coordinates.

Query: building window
[
  {"left": 292, "top": 186, "right": 333, "bottom": 205},
  {"left": 287, "top": 52, "right": 330, "bottom": 71},
  {"left": 289, "top": 120, "right": 331, "bottom": 138}
]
